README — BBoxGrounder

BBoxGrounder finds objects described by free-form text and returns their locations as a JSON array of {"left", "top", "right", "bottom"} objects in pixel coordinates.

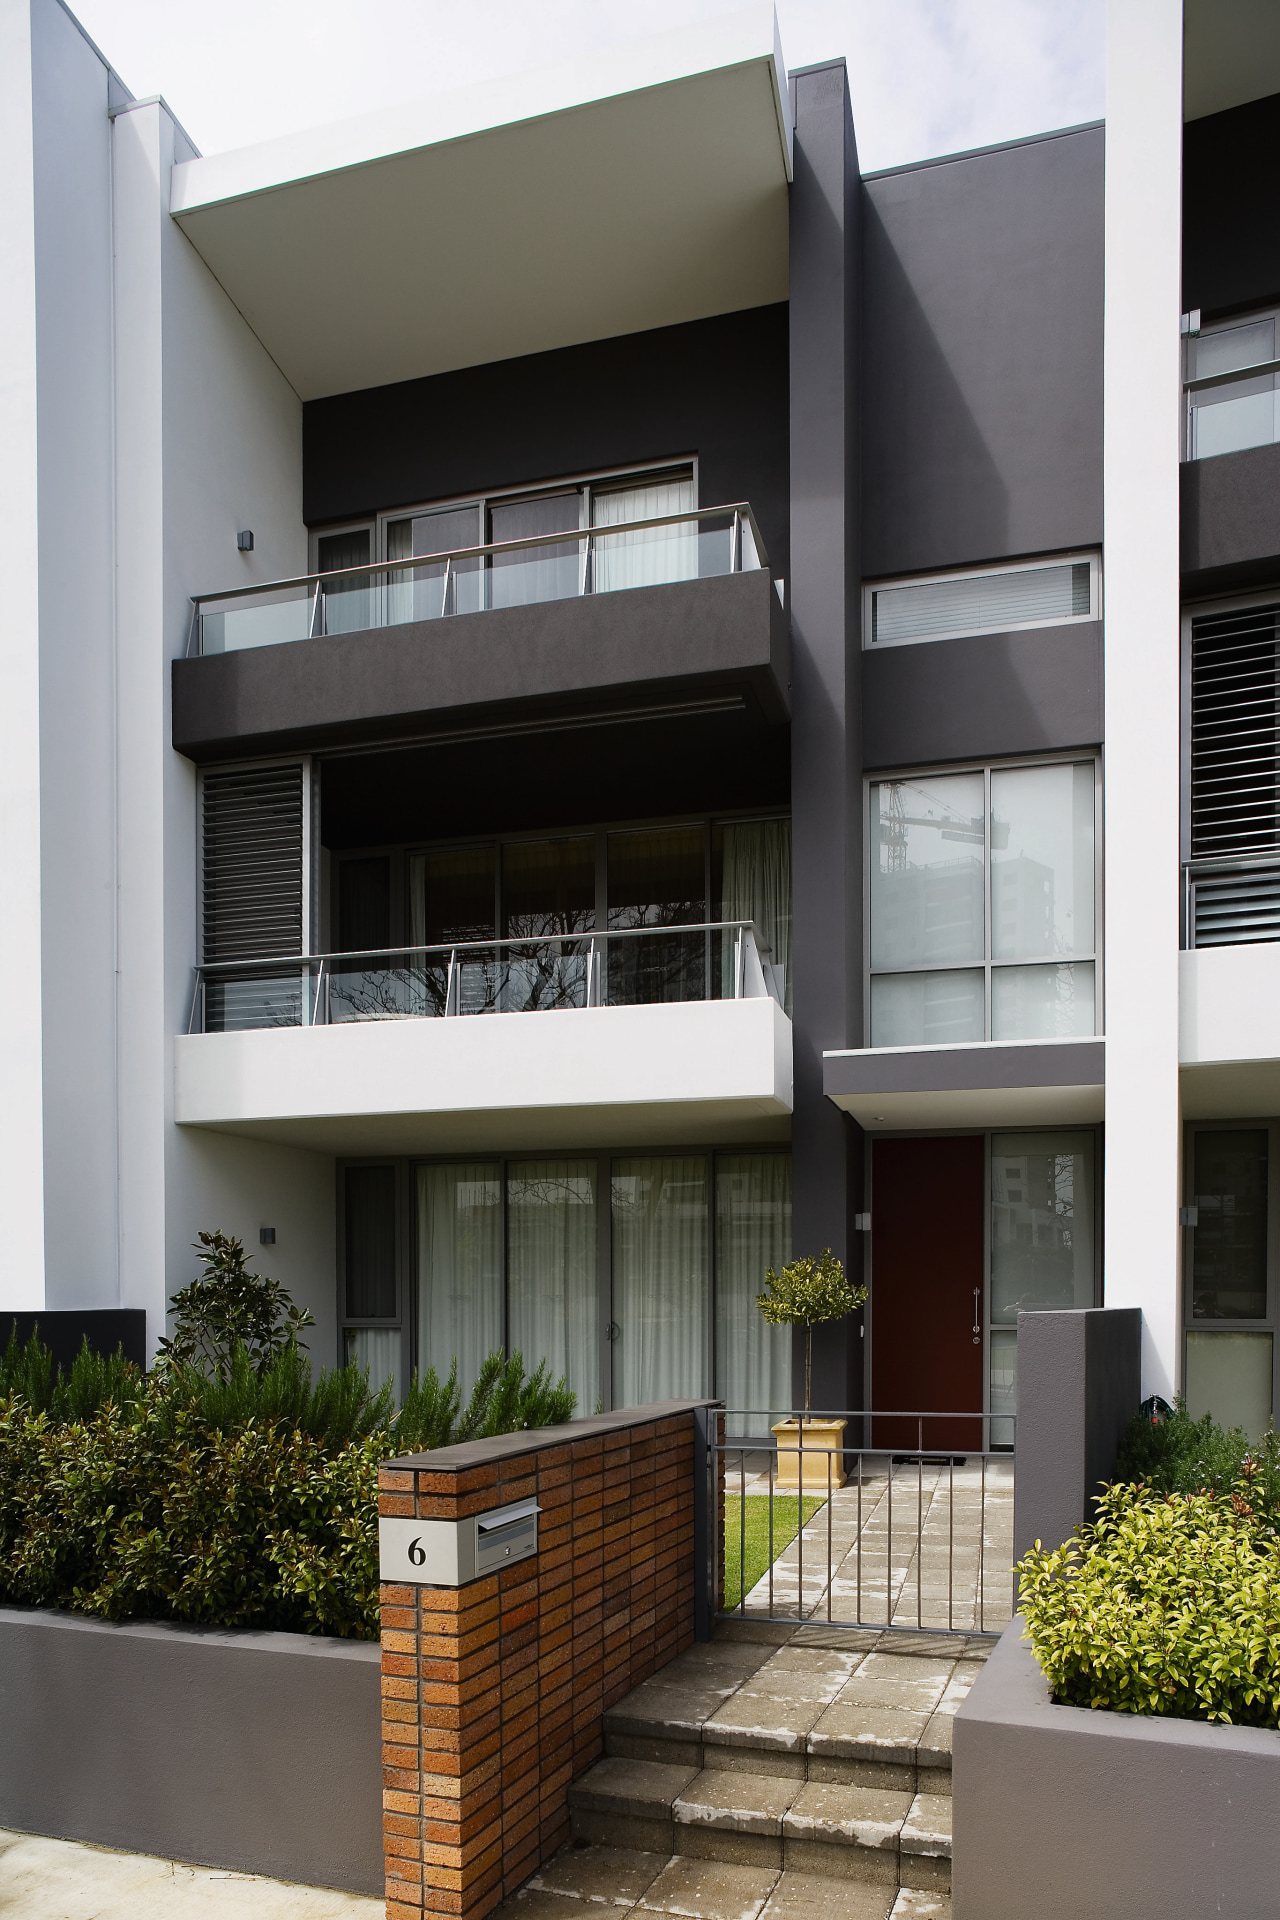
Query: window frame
[
  {"left": 1182, "top": 1117, "right": 1280, "bottom": 1428},
  {"left": 1183, "top": 304, "right": 1280, "bottom": 465},
  {"left": 860, "top": 551, "right": 1102, "bottom": 653},
  {"left": 335, "top": 1143, "right": 793, "bottom": 1429},
  {"left": 862, "top": 751, "right": 1104, "bottom": 1049}
]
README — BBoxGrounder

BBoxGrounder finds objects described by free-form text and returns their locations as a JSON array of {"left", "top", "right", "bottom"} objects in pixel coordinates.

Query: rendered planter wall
[
  {"left": 953, "top": 1617, "right": 1280, "bottom": 1920},
  {"left": 0, "top": 1607, "right": 382, "bottom": 1893}
]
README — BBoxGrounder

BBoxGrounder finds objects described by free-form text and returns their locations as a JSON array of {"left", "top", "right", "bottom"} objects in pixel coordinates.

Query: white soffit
[
  {"left": 823, "top": 1038, "right": 1105, "bottom": 1132},
  {"left": 1184, "top": 0, "right": 1280, "bottom": 120},
  {"left": 169, "top": 8, "right": 791, "bottom": 401}
]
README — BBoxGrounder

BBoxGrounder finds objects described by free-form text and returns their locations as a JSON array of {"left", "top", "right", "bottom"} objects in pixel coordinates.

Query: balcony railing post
[
  {"left": 309, "top": 579, "right": 324, "bottom": 638},
  {"left": 440, "top": 556, "right": 452, "bottom": 620},
  {"left": 445, "top": 949, "right": 458, "bottom": 1016},
  {"left": 731, "top": 511, "right": 741, "bottom": 574}
]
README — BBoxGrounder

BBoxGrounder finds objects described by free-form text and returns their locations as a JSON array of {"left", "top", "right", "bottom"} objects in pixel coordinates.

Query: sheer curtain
[
  {"left": 611, "top": 1157, "right": 708, "bottom": 1407},
  {"left": 507, "top": 1161, "right": 598, "bottom": 1412},
  {"left": 715, "top": 1154, "right": 792, "bottom": 1420},
  {"left": 719, "top": 819, "right": 792, "bottom": 1013},
  {"left": 593, "top": 475, "right": 696, "bottom": 593},
  {"left": 346, "top": 1328, "right": 400, "bottom": 1402},
  {"left": 417, "top": 1163, "right": 503, "bottom": 1399}
]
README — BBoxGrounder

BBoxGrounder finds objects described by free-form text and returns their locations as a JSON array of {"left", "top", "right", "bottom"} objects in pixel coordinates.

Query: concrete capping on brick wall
[
  {"left": 0, "top": 1607, "right": 382, "bottom": 1892},
  {"left": 953, "top": 1615, "right": 1280, "bottom": 1919},
  {"left": 378, "top": 1399, "right": 713, "bottom": 1920},
  {"left": 1013, "top": 1306, "right": 1142, "bottom": 1562}
]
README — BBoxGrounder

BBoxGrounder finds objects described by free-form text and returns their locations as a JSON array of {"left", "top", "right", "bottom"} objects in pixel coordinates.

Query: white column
[
  {"left": 1102, "top": 0, "right": 1184, "bottom": 1398},
  {"left": 0, "top": 0, "right": 48, "bottom": 1309}
]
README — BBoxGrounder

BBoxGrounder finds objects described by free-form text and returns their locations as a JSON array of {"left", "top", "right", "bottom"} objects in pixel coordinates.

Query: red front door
[{"left": 870, "top": 1137, "right": 985, "bottom": 1453}]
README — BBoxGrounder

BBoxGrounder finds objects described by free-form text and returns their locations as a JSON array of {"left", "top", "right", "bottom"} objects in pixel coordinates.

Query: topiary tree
[
  {"left": 756, "top": 1249, "right": 867, "bottom": 1419},
  {"left": 157, "top": 1230, "right": 315, "bottom": 1379}
]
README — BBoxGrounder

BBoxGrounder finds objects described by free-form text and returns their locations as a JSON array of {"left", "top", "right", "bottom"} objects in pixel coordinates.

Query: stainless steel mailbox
[{"left": 379, "top": 1496, "right": 541, "bottom": 1587}]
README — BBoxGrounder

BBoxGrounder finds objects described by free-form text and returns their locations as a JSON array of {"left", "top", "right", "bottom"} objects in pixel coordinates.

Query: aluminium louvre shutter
[
  {"left": 1190, "top": 604, "right": 1280, "bottom": 945},
  {"left": 201, "top": 764, "right": 305, "bottom": 963}
]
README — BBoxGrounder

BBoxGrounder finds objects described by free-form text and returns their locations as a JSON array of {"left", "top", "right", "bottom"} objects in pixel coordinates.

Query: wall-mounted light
[
  {"left": 259, "top": 1226, "right": 275, "bottom": 1245},
  {"left": 237, "top": 530, "right": 254, "bottom": 552}
]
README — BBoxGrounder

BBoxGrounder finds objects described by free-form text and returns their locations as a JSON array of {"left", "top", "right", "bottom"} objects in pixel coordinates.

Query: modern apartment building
[{"left": 5, "top": 0, "right": 1277, "bottom": 1441}]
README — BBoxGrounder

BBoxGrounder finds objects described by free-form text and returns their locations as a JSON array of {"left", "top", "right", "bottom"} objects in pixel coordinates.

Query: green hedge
[
  {"left": 0, "top": 1330, "right": 574, "bottom": 1640},
  {"left": 1018, "top": 1467, "right": 1280, "bottom": 1726}
]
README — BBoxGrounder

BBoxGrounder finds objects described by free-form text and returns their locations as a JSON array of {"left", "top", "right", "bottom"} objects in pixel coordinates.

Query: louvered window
[
  {"left": 1188, "top": 604, "right": 1280, "bottom": 946},
  {"left": 201, "top": 763, "right": 306, "bottom": 1030}
]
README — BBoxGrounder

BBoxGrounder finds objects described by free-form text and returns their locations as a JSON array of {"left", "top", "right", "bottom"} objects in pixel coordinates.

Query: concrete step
[
  {"left": 569, "top": 1757, "right": 951, "bottom": 1889},
  {"left": 514, "top": 1839, "right": 951, "bottom": 1920}
]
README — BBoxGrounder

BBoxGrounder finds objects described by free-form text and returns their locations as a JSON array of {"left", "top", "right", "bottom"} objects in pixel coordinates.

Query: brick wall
[{"left": 378, "top": 1403, "right": 705, "bottom": 1920}]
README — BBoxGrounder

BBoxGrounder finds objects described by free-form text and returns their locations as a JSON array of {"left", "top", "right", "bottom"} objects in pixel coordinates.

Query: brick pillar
[{"left": 378, "top": 1409, "right": 699, "bottom": 1920}]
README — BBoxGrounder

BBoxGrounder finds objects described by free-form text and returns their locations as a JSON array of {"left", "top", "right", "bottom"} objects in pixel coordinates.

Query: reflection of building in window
[
  {"left": 872, "top": 858, "right": 984, "bottom": 966},
  {"left": 991, "top": 854, "right": 1055, "bottom": 956},
  {"left": 991, "top": 1152, "right": 1080, "bottom": 1310}
]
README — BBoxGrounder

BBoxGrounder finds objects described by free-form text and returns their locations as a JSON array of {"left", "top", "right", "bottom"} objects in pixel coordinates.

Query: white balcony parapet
[
  {"left": 175, "top": 996, "right": 792, "bottom": 1156},
  {"left": 1181, "top": 944, "right": 1280, "bottom": 1117}
]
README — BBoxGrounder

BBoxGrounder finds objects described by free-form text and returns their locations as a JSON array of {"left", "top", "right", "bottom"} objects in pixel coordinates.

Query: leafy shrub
[
  {"left": 1114, "top": 1399, "right": 1280, "bottom": 1505},
  {"left": 1017, "top": 1473, "right": 1280, "bottom": 1725},
  {"left": 0, "top": 1324, "right": 575, "bottom": 1639},
  {"left": 156, "top": 1231, "right": 315, "bottom": 1377}
]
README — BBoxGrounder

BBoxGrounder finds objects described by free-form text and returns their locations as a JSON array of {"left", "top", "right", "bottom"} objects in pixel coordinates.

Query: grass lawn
[{"left": 722, "top": 1493, "right": 826, "bottom": 1610}]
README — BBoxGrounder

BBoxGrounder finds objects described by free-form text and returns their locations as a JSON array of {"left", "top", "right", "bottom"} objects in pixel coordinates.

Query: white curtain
[
  {"left": 417, "top": 1163, "right": 503, "bottom": 1400},
  {"left": 345, "top": 1328, "right": 401, "bottom": 1404},
  {"left": 714, "top": 1154, "right": 792, "bottom": 1420},
  {"left": 611, "top": 1157, "right": 708, "bottom": 1407},
  {"left": 720, "top": 819, "right": 792, "bottom": 1013},
  {"left": 507, "top": 1161, "right": 598, "bottom": 1412},
  {"left": 593, "top": 476, "right": 696, "bottom": 593}
]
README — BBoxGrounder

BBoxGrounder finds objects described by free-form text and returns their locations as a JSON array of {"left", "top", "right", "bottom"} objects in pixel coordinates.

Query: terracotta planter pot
[{"left": 771, "top": 1416, "right": 847, "bottom": 1491}]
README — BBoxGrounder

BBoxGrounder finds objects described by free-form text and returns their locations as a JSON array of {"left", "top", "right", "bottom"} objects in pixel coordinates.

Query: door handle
[{"left": 972, "top": 1289, "right": 981, "bottom": 1346}]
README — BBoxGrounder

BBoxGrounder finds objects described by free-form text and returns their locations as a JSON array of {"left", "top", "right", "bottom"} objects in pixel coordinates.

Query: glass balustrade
[
  {"left": 192, "top": 923, "right": 780, "bottom": 1034},
  {"left": 192, "top": 506, "right": 764, "bottom": 656}
]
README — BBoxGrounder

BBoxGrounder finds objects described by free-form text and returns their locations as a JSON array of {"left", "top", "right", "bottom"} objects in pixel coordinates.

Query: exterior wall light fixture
[
  {"left": 237, "top": 529, "right": 254, "bottom": 552},
  {"left": 259, "top": 1226, "right": 276, "bottom": 1245}
]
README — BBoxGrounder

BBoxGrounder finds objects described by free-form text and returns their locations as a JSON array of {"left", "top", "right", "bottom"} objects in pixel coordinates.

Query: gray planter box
[
  {"left": 0, "top": 1607, "right": 381, "bottom": 1894},
  {"left": 954, "top": 1615, "right": 1280, "bottom": 1920}
]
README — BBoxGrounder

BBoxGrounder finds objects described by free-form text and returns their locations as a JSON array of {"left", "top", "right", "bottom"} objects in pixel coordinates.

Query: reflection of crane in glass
[{"left": 883, "top": 782, "right": 1006, "bottom": 872}]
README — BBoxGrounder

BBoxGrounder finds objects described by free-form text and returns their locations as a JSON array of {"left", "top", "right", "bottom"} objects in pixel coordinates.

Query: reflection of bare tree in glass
[{"left": 502, "top": 906, "right": 593, "bottom": 1012}]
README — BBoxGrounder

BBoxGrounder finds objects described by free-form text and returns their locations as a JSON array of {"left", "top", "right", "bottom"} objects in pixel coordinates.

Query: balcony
[
  {"left": 172, "top": 505, "right": 789, "bottom": 761},
  {"left": 174, "top": 922, "right": 793, "bottom": 1154}
]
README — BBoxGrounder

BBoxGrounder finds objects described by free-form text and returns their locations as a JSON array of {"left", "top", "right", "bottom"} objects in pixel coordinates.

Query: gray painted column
[
  {"left": 788, "top": 62, "right": 864, "bottom": 1413},
  {"left": 1013, "top": 1306, "right": 1142, "bottom": 1560}
]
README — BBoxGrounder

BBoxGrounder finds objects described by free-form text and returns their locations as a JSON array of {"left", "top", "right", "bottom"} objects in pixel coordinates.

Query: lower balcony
[{"left": 175, "top": 925, "right": 792, "bottom": 1153}]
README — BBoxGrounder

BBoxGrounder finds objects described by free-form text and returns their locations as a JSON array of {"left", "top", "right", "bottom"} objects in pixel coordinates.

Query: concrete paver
[{"left": 0, "top": 1828, "right": 380, "bottom": 1920}]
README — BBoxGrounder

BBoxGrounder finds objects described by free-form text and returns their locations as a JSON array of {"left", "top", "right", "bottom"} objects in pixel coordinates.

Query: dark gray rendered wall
[
  {"left": 862, "top": 621, "right": 1102, "bottom": 769},
  {"left": 1012, "top": 1307, "right": 1142, "bottom": 1562},
  {"left": 303, "top": 304, "right": 790, "bottom": 585},
  {"left": 1181, "top": 440, "right": 1280, "bottom": 596},
  {"left": 861, "top": 125, "right": 1104, "bottom": 580},
  {"left": 0, "top": 1609, "right": 382, "bottom": 1893},
  {"left": 788, "top": 63, "right": 864, "bottom": 1410},
  {"left": 173, "top": 568, "right": 789, "bottom": 761},
  {"left": 954, "top": 1619, "right": 1280, "bottom": 1920},
  {"left": 1184, "top": 92, "right": 1280, "bottom": 317}
]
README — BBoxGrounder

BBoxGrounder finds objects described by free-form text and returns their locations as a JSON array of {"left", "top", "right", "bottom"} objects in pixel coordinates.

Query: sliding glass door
[
  {"left": 507, "top": 1160, "right": 599, "bottom": 1413},
  {"left": 417, "top": 1164, "right": 503, "bottom": 1398}
]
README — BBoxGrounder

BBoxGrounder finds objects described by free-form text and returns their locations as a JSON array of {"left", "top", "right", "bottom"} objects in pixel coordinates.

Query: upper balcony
[
  {"left": 174, "top": 921, "right": 793, "bottom": 1153},
  {"left": 172, "top": 503, "right": 789, "bottom": 761}
]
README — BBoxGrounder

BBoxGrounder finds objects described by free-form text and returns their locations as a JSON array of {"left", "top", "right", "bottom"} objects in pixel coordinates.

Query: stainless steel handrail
[
  {"left": 1186, "top": 355, "right": 1280, "bottom": 394},
  {"left": 191, "top": 502, "right": 769, "bottom": 607},
  {"left": 192, "top": 919, "right": 771, "bottom": 975}
]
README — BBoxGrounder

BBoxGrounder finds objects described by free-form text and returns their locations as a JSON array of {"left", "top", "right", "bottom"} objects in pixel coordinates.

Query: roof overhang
[
  {"left": 1184, "top": 0, "right": 1280, "bottom": 120},
  {"left": 169, "top": 7, "right": 792, "bottom": 401},
  {"left": 823, "top": 1039, "right": 1105, "bottom": 1133}
]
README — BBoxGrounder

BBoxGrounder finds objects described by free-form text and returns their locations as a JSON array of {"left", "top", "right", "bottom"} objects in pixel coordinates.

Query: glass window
[
  {"left": 1192, "top": 1129, "right": 1268, "bottom": 1320},
  {"left": 489, "top": 493, "right": 580, "bottom": 609},
  {"left": 317, "top": 528, "right": 373, "bottom": 635},
  {"left": 868, "top": 760, "right": 1098, "bottom": 1046},
  {"left": 990, "top": 1132, "right": 1095, "bottom": 1323},
  {"left": 608, "top": 827, "right": 706, "bottom": 1006},
  {"left": 869, "top": 558, "right": 1094, "bottom": 649},
  {"left": 1185, "top": 1331, "right": 1273, "bottom": 1437},
  {"left": 344, "top": 1165, "right": 397, "bottom": 1319},
  {"left": 1188, "top": 316, "right": 1278, "bottom": 462},
  {"left": 507, "top": 1161, "right": 599, "bottom": 1414},
  {"left": 715, "top": 1154, "right": 792, "bottom": 1416},
  {"left": 501, "top": 838, "right": 595, "bottom": 1013},
  {"left": 408, "top": 847, "right": 497, "bottom": 1015},
  {"left": 417, "top": 1163, "right": 503, "bottom": 1400},
  {"left": 385, "top": 505, "right": 481, "bottom": 622},
  {"left": 593, "top": 473, "right": 697, "bottom": 592},
  {"left": 611, "top": 1157, "right": 709, "bottom": 1407}
]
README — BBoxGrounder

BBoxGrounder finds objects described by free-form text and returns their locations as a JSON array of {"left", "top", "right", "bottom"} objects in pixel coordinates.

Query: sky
[{"left": 67, "top": 0, "right": 1104, "bottom": 175}]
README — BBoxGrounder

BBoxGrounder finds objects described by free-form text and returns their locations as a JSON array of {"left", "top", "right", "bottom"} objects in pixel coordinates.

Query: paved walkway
[
  {"left": 0, "top": 1828, "right": 380, "bottom": 1919},
  {"left": 726, "top": 1455, "right": 1016, "bottom": 1634}
]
